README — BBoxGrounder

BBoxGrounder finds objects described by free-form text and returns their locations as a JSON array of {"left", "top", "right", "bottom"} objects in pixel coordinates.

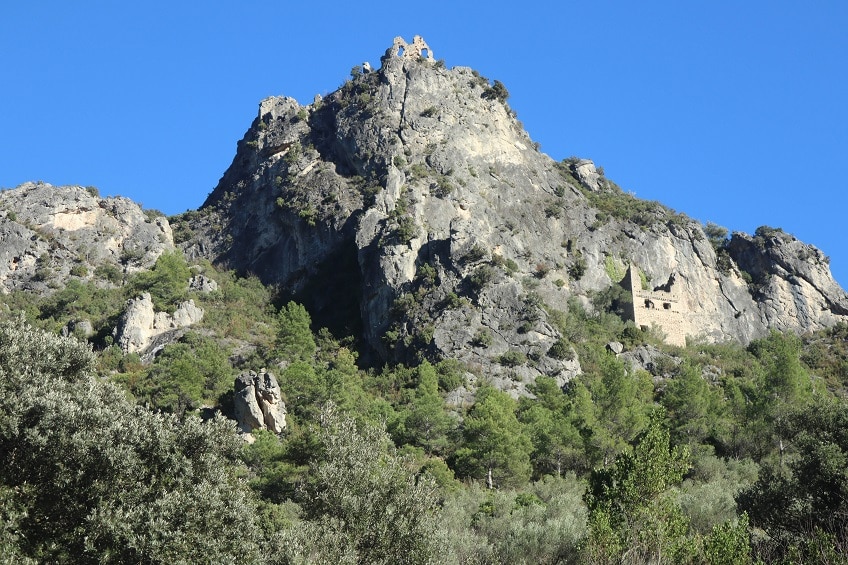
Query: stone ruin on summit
[{"left": 383, "top": 35, "right": 435, "bottom": 63}]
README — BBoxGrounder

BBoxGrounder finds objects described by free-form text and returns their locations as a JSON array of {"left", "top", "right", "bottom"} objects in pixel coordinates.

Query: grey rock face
[
  {"left": 0, "top": 182, "right": 174, "bottom": 294},
  {"left": 572, "top": 159, "right": 603, "bottom": 192},
  {"left": 233, "top": 370, "right": 287, "bottom": 434},
  {"left": 182, "top": 38, "right": 848, "bottom": 394},
  {"left": 727, "top": 230, "right": 848, "bottom": 333},
  {"left": 113, "top": 293, "right": 204, "bottom": 356},
  {"left": 619, "top": 345, "right": 678, "bottom": 376}
]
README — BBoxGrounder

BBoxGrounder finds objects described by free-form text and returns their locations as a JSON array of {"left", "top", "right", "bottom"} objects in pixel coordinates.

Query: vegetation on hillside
[{"left": 2, "top": 247, "right": 848, "bottom": 562}]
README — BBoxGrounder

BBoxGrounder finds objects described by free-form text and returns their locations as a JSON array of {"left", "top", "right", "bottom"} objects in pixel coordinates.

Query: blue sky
[{"left": 2, "top": 2, "right": 847, "bottom": 286}]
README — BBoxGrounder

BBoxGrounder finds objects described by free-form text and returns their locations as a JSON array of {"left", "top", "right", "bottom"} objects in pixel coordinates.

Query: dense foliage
[{"left": 3, "top": 251, "right": 848, "bottom": 562}]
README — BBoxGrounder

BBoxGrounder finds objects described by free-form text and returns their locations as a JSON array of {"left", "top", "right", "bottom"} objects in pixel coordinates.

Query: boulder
[
  {"left": 189, "top": 274, "right": 218, "bottom": 292},
  {"left": 233, "top": 369, "right": 287, "bottom": 434},
  {"left": 606, "top": 341, "right": 624, "bottom": 355}
]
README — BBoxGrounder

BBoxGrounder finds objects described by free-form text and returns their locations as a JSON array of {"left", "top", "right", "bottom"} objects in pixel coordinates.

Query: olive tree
[{"left": 0, "top": 318, "right": 262, "bottom": 563}]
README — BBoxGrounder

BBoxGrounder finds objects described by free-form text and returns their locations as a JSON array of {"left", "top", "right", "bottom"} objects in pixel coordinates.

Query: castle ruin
[
  {"left": 621, "top": 265, "right": 693, "bottom": 347},
  {"left": 383, "top": 35, "right": 435, "bottom": 63}
]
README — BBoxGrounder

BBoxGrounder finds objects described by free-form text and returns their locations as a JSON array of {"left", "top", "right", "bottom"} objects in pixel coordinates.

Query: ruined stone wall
[
  {"left": 623, "top": 265, "right": 691, "bottom": 347},
  {"left": 383, "top": 35, "right": 435, "bottom": 62}
]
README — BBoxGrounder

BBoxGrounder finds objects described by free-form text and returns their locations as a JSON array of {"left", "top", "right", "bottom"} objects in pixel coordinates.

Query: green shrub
[
  {"left": 127, "top": 251, "right": 191, "bottom": 312},
  {"left": 482, "top": 80, "right": 510, "bottom": 103},
  {"left": 547, "top": 339, "right": 573, "bottom": 361},
  {"left": 544, "top": 202, "right": 562, "bottom": 219},
  {"left": 568, "top": 256, "right": 587, "bottom": 281},
  {"left": 498, "top": 350, "right": 527, "bottom": 367},
  {"left": 753, "top": 225, "right": 784, "bottom": 240},
  {"left": 143, "top": 209, "right": 165, "bottom": 221},
  {"left": 395, "top": 216, "right": 417, "bottom": 244},
  {"left": 435, "top": 359, "right": 465, "bottom": 392},
  {"left": 408, "top": 163, "right": 429, "bottom": 180},
  {"left": 442, "top": 292, "right": 466, "bottom": 309},
  {"left": 472, "top": 329, "right": 493, "bottom": 348},
  {"left": 467, "top": 265, "right": 495, "bottom": 294},
  {"left": 463, "top": 244, "right": 487, "bottom": 264},
  {"left": 0, "top": 319, "right": 261, "bottom": 563},
  {"left": 433, "top": 175, "right": 454, "bottom": 198},
  {"left": 705, "top": 222, "right": 729, "bottom": 251},
  {"left": 283, "top": 142, "right": 301, "bottom": 166}
]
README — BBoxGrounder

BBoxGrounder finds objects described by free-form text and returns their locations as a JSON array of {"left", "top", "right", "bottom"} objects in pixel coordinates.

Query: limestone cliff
[
  {"left": 0, "top": 181, "right": 174, "bottom": 294},
  {"left": 182, "top": 36, "right": 848, "bottom": 391},
  {"left": 112, "top": 292, "right": 204, "bottom": 359}
]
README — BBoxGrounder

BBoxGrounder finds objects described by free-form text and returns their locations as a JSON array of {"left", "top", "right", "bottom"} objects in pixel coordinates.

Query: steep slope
[{"left": 184, "top": 36, "right": 848, "bottom": 390}]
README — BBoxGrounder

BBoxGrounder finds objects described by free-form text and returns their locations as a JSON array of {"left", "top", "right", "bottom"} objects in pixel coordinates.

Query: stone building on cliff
[{"left": 621, "top": 265, "right": 695, "bottom": 347}]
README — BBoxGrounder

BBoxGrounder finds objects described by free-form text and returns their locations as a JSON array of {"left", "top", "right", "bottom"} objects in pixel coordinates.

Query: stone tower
[{"left": 622, "top": 264, "right": 691, "bottom": 347}]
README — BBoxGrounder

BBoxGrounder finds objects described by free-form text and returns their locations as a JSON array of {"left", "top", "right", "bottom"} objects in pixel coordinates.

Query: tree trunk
[{"left": 487, "top": 467, "right": 493, "bottom": 490}]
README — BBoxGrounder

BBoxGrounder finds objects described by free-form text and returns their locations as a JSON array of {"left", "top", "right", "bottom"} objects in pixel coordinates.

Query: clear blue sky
[{"left": 2, "top": 2, "right": 847, "bottom": 286}]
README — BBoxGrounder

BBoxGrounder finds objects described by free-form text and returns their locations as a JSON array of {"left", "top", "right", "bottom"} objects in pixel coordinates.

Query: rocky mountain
[
  {"left": 2, "top": 37, "right": 845, "bottom": 395},
  {"left": 174, "top": 35, "right": 848, "bottom": 392}
]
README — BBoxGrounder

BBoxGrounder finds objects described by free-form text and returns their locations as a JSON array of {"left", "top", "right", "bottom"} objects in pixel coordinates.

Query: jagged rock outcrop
[
  {"left": 726, "top": 229, "right": 848, "bottom": 333},
  {"left": 233, "top": 369, "right": 287, "bottom": 434},
  {"left": 181, "top": 37, "right": 848, "bottom": 393},
  {"left": 113, "top": 293, "right": 203, "bottom": 357},
  {"left": 619, "top": 345, "right": 678, "bottom": 377},
  {"left": 0, "top": 182, "right": 174, "bottom": 294},
  {"left": 572, "top": 159, "right": 603, "bottom": 192}
]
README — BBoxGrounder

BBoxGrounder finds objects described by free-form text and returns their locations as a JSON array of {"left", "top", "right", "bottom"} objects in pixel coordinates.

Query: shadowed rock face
[{"left": 178, "top": 38, "right": 847, "bottom": 394}]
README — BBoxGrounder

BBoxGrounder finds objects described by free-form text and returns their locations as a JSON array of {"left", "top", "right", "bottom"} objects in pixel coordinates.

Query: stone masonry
[
  {"left": 622, "top": 265, "right": 692, "bottom": 347},
  {"left": 383, "top": 35, "right": 435, "bottom": 62}
]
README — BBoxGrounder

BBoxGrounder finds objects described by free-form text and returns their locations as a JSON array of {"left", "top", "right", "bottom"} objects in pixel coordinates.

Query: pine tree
[
  {"left": 454, "top": 385, "right": 533, "bottom": 488},
  {"left": 275, "top": 301, "right": 316, "bottom": 362},
  {"left": 402, "top": 362, "right": 456, "bottom": 456}
]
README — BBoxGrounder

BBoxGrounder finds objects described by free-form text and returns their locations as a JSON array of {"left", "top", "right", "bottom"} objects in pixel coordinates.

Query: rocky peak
[
  {"left": 727, "top": 227, "right": 848, "bottom": 330},
  {"left": 182, "top": 36, "right": 848, "bottom": 393}
]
